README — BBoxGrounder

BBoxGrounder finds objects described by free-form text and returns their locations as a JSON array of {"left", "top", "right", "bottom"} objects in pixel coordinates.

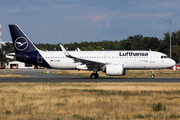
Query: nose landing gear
[{"left": 150, "top": 69, "right": 154, "bottom": 79}]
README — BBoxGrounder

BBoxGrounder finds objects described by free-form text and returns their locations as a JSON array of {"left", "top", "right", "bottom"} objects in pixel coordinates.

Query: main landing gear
[
  {"left": 90, "top": 72, "right": 99, "bottom": 78},
  {"left": 90, "top": 67, "right": 99, "bottom": 79},
  {"left": 150, "top": 69, "right": 154, "bottom": 79}
]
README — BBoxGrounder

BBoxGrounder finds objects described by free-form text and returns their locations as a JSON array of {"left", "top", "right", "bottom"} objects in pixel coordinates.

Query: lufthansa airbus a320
[{"left": 7, "top": 24, "right": 176, "bottom": 78}]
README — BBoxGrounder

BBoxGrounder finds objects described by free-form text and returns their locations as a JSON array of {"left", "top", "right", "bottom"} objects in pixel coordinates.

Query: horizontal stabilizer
[{"left": 6, "top": 53, "right": 26, "bottom": 58}]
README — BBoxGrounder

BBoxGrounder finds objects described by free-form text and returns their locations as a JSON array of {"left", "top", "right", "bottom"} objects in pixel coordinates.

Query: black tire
[
  {"left": 90, "top": 74, "right": 96, "bottom": 79},
  {"left": 90, "top": 73, "right": 99, "bottom": 79},
  {"left": 95, "top": 73, "right": 99, "bottom": 78}
]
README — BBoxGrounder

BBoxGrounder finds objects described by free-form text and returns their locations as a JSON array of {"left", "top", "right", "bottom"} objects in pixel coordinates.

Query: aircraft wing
[
  {"left": 68, "top": 55, "right": 105, "bottom": 66},
  {"left": 60, "top": 44, "right": 105, "bottom": 67}
]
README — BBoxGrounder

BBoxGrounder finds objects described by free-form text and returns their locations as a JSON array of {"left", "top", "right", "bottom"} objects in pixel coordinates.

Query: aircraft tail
[{"left": 9, "top": 24, "right": 38, "bottom": 53}]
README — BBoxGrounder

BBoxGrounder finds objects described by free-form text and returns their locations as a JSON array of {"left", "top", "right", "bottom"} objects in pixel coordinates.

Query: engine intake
[{"left": 106, "top": 63, "right": 126, "bottom": 76}]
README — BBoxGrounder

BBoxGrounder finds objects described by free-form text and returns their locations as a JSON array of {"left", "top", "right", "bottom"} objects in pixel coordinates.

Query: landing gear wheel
[
  {"left": 90, "top": 73, "right": 99, "bottom": 79},
  {"left": 151, "top": 75, "right": 154, "bottom": 79},
  {"left": 150, "top": 69, "right": 154, "bottom": 79},
  {"left": 90, "top": 74, "right": 96, "bottom": 79},
  {"left": 95, "top": 73, "right": 99, "bottom": 78}
]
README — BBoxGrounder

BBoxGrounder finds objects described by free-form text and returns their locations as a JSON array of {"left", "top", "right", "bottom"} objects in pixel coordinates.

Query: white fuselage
[{"left": 39, "top": 50, "right": 175, "bottom": 70}]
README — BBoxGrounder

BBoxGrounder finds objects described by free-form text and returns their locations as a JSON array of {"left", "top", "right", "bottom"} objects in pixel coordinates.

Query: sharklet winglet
[{"left": 60, "top": 44, "right": 71, "bottom": 57}]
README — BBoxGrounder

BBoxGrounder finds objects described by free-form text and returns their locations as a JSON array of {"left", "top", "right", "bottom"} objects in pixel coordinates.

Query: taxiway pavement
[{"left": 0, "top": 69, "right": 179, "bottom": 83}]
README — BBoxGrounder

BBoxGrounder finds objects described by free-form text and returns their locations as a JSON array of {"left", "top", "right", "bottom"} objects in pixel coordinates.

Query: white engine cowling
[{"left": 106, "top": 63, "right": 126, "bottom": 76}]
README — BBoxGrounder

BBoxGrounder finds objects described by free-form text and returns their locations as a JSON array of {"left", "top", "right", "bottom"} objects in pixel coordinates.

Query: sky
[{"left": 0, "top": 0, "right": 179, "bottom": 44}]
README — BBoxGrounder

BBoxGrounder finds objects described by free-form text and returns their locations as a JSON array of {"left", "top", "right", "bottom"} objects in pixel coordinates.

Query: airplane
[{"left": 8, "top": 24, "right": 176, "bottom": 78}]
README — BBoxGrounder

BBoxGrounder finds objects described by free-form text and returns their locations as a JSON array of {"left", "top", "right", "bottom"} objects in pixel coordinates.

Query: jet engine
[{"left": 105, "top": 63, "right": 126, "bottom": 76}]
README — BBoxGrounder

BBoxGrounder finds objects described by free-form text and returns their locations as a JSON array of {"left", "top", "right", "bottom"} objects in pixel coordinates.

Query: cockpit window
[{"left": 161, "top": 56, "right": 169, "bottom": 59}]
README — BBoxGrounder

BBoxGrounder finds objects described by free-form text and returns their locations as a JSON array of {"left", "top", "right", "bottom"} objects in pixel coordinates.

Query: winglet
[
  {"left": 60, "top": 44, "right": 70, "bottom": 56},
  {"left": 77, "top": 48, "right": 81, "bottom": 51}
]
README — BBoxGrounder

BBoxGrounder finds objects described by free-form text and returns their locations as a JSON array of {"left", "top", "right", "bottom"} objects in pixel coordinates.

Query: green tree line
[{"left": 2, "top": 31, "right": 180, "bottom": 63}]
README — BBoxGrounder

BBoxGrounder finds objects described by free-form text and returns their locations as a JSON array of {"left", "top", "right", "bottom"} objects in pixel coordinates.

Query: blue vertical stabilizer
[{"left": 9, "top": 25, "right": 38, "bottom": 53}]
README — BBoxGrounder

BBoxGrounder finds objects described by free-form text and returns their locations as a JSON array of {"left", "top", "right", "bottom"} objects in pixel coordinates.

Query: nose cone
[{"left": 170, "top": 59, "right": 176, "bottom": 67}]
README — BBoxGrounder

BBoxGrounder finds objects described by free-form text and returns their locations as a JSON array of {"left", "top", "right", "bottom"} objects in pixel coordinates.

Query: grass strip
[{"left": 0, "top": 82, "right": 180, "bottom": 120}]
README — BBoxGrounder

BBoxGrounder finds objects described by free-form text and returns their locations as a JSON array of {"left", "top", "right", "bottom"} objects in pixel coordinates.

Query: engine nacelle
[{"left": 106, "top": 63, "right": 126, "bottom": 76}]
